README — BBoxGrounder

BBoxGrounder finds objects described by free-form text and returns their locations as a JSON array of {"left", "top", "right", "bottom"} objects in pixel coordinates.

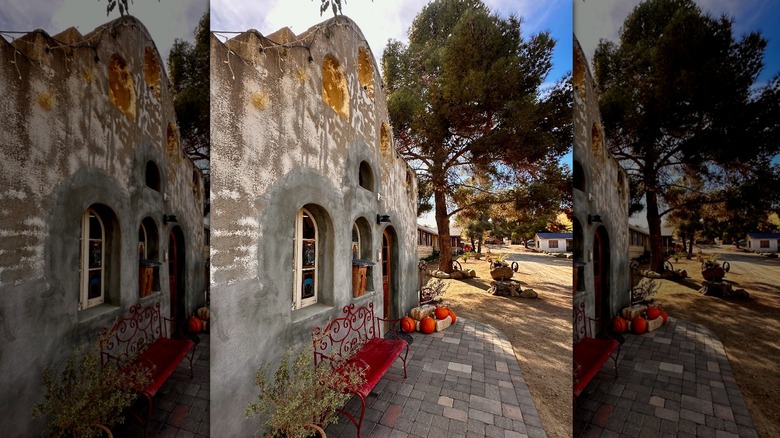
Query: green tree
[
  {"left": 594, "top": 0, "right": 780, "bottom": 272},
  {"left": 168, "top": 12, "right": 210, "bottom": 215},
  {"left": 383, "top": 0, "right": 570, "bottom": 272}
]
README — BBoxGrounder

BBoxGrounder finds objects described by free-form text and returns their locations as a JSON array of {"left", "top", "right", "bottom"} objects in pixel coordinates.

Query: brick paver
[
  {"left": 574, "top": 318, "right": 757, "bottom": 437},
  {"left": 326, "top": 318, "right": 547, "bottom": 438},
  {"left": 114, "top": 333, "right": 210, "bottom": 437}
]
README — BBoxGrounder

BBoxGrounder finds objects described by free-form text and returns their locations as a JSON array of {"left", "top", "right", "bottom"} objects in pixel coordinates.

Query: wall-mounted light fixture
[
  {"left": 163, "top": 214, "right": 178, "bottom": 225},
  {"left": 587, "top": 214, "right": 602, "bottom": 225},
  {"left": 376, "top": 214, "right": 391, "bottom": 225}
]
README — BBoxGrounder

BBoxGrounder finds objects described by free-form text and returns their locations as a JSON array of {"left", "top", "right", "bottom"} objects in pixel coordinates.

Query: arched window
[
  {"left": 358, "top": 161, "right": 374, "bottom": 191},
  {"left": 294, "top": 208, "right": 318, "bottom": 309},
  {"left": 145, "top": 161, "right": 161, "bottom": 191},
  {"left": 80, "top": 208, "right": 105, "bottom": 309}
]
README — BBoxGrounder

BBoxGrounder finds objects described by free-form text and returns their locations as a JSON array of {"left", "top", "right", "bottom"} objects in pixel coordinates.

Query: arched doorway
[
  {"left": 168, "top": 226, "right": 186, "bottom": 333},
  {"left": 593, "top": 226, "right": 610, "bottom": 331}
]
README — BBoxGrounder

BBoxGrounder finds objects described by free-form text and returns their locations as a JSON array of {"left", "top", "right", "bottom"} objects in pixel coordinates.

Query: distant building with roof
[
  {"left": 629, "top": 224, "right": 674, "bottom": 259},
  {"left": 417, "top": 223, "right": 462, "bottom": 258},
  {"left": 746, "top": 232, "right": 780, "bottom": 253},
  {"left": 534, "top": 232, "right": 573, "bottom": 253}
]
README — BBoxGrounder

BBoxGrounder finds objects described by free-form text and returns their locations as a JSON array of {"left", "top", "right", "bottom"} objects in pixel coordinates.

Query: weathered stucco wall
[
  {"left": 0, "top": 17, "right": 205, "bottom": 435},
  {"left": 572, "top": 36, "right": 631, "bottom": 323},
  {"left": 210, "top": 16, "right": 418, "bottom": 436}
]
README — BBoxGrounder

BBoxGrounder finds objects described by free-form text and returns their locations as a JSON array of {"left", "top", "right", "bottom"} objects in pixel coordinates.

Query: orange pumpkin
[
  {"left": 660, "top": 309, "right": 669, "bottom": 324},
  {"left": 632, "top": 316, "right": 647, "bottom": 334},
  {"left": 646, "top": 307, "right": 662, "bottom": 320},
  {"left": 434, "top": 307, "right": 450, "bottom": 320},
  {"left": 612, "top": 316, "right": 628, "bottom": 334},
  {"left": 420, "top": 317, "right": 436, "bottom": 334},
  {"left": 188, "top": 316, "right": 203, "bottom": 334},
  {"left": 401, "top": 317, "right": 416, "bottom": 333},
  {"left": 448, "top": 309, "right": 457, "bottom": 325}
]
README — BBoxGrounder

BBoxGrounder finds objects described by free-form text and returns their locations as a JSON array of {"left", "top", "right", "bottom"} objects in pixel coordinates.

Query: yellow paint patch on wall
[
  {"left": 144, "top": 47, "right": 162, "bottom": 99},
  {"left": 357, "top": 47, "right": 374, "bottom": 100},
  {"left": 251, "top": 91, "right": 269, "bottom": 110},
  {"left": 81, "top": 69, "right": 94, "bottom": 84},
  {"left": 380, "top": 122, "right": 391, "bottom": 155},
  {"left": 108, "top": 54, "right": 136, "bottom": 120},
  {"left": 167, "top": 122, "right": 179, "bottom": 156},
  {"left": 322, "top": 54, "right": 349, "bottom": 119},
  {"left": 295, "top": 69, "right": 309, "bottom": 83},
  {"left": 37, "top": 92, "right": 54, "bottom": 111}
]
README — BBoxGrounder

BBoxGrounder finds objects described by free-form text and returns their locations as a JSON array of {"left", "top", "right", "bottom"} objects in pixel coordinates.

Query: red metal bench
[
  {"left": 312, "top": 303, "right": 408, "bottom": 438},
  {"left": 573, "top": 300, "right": 620, "bottom": 400},
  {"left": 99, "top": 302, "right": 194, "bottom": 436}
]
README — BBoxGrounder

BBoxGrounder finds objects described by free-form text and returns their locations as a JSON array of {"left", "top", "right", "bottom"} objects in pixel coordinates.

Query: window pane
[
  {"left": 302, "top": 240, "right": 316, "bottom": 268},
  {"left": 301, "top": 270, "right": 315, "bottom": 299},
  {"left": 89, "top": 240, "right": 102, "bottom": 268},
  {"left": 87, "top": 270, "right": 102, "bottom": 299},
  {"left": 89, "top": 214, "right": 102, "bottom": 239},
  {"left": 302, "top": 213, "right": 315, "bottom": 239}
]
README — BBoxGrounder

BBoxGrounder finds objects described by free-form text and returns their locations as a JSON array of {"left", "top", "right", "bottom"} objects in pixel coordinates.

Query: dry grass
[
  {"left": 430, "top": 245, "right": 572, "bottom": 438},
  {"left": 651, "top": 246, "right": 780, "bottom": 438}
]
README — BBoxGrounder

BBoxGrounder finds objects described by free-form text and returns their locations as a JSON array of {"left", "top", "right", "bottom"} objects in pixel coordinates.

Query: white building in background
[
  {"left": 534, "top": 232, "right": 573, "bottom": 253},
  {"left": 746, "top": 233, "right": 780, "bottom": 253}
]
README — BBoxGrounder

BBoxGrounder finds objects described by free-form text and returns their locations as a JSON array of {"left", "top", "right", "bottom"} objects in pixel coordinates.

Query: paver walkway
[
  {"left": 115, "top": 333, "right": 210, "bottom": 437},
  {"left": 325, "top": 318, "right": 547, "bottom": 438},
  {"left": 574, "top": 318, "right": 758, "bottom": 438}
]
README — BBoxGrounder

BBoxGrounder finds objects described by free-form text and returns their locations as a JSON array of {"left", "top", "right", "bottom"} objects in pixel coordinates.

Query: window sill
[
  {"left": 78, "top": 303, "right": 121, "bottom": 324},
  {"left": 291, "top": 302, "right": 333, "bottom": 324}
]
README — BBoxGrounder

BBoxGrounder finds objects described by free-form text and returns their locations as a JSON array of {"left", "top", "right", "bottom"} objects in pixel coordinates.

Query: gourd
[
  {"left": 197, "top": 306, "right": 210, "bottom": 321},
  {"left": 434, "top": 307, "right": 450, "bottom": 320},
  {"left": 646, "top": 307, "right": 662, "bottom": 320},
  {"left": 401, "top": 317, "right": 416, "bottom": 333},
  {"left": 659, "top": 309, "right": 669, "bottom": 324},
  {"left": 612, "top": 316, "right": 628, "bottom": 334},
  {"left": 420, "top": 317, "right": 436, "bottom": 334},
  {"left": 632, "top": 316, "right": 647, "bottom": 334},
  {"left": 188, "top": 316, "right": 203, "bottom": 334},
  {"left": 448, "top": 309, "right": 457, "bottom": 325}
]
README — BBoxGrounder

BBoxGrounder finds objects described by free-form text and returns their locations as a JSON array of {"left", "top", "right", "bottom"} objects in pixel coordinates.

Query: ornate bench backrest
[
  {"left": 313, "top": 303, "right": 378, "bottom": 366},
  {"left": 573, "top": 300, "right": 593, "bottom": 344},
  {"left": 99, "top": 302, "right": 165, "bottom": 365}
]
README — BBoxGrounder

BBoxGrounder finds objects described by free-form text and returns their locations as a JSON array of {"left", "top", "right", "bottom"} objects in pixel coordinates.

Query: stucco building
[
  {"left": 572, "top": 36, "right": 631, "bottom": 326},
  {"left": 534, "top": 232, "right": 573, "bottom": 253},
  {"left": 0, "top": 16, "right": 206, "bottom": 435},
  {"left": 209, "top": 16, "right": 419, "bottom": 436}
]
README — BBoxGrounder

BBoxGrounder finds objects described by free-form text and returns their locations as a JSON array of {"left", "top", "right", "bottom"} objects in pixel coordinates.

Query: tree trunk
[
  {"left": 434, "top": 188, "right": 453, "bottom": 273},
  {"left": 645, "top": 189, "right": 665, "bottom": 272}
]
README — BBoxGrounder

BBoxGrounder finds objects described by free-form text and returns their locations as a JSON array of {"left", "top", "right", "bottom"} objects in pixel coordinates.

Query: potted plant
[
  {"left": 247, "top": 344, "right": 367, "bottom": 438},
  {"left": 701, "top": 254, "right": 725, "bottom": 281},
  {"left": 32, "top": 345, "right": 151, "bottom": 438}
]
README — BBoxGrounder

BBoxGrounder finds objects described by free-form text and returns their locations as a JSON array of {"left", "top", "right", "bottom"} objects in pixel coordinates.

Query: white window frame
[
  {"left": 760, "top": 239, "right": 770, "bottom": 248},
  {"left": 549, "top": 239, "right": 559, "bottom": 248},
  {"left": 139, "top": 222, "right": 148, "bottom": 260},
  {"left": 80, "top": 208, "right": 105, "bottom": 310},
  {"left": 352, "top": 222, "right": 361, "bottom": 260},
  {"left": 293, "top": 208, "right": 318, "bottom": 310}
]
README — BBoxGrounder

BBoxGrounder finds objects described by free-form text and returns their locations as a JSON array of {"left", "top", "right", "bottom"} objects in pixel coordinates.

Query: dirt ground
[
  {"left": 428, "top": 244, "right": 572, "bottom": 438},
  {"left": 647, "top": 245, "right": 780, "bottom": 438}
]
